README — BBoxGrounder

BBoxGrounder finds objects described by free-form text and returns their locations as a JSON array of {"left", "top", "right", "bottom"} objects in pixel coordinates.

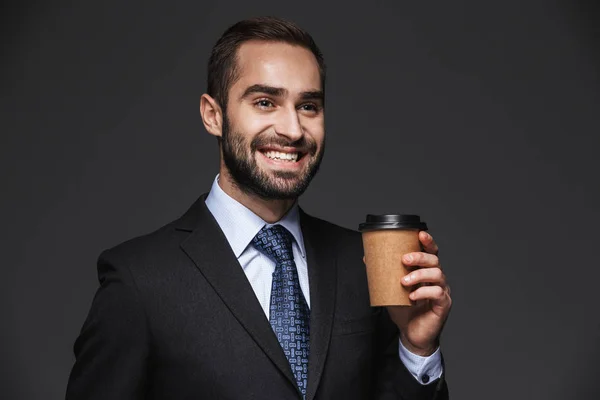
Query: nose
[{"left": 274, "top": 107, "right": 303, "bottom": 142}]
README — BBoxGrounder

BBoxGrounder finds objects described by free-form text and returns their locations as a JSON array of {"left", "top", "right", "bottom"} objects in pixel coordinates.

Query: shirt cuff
[{"left": 398, "top": 339, "right": 443, "bottom": 385}]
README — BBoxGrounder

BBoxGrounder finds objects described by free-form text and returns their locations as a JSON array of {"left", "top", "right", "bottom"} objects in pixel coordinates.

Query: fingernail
[
  {"left": 404, "top": 255, "right": 413, "bottom": 263},
  {"left": 404, "top": 275, "right": 411, "bottom": 282}
]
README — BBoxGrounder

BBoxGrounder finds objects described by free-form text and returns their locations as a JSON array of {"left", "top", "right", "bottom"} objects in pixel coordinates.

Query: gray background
[{"left": 2, "top": 0, "right": 599, "bottom": 399}]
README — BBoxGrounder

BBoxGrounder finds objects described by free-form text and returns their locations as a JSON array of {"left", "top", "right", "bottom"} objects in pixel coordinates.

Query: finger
[
  {"left": 419, "top": 231, "right": 439, "bottom": 256},
  {"left": 402, "top": 252, "right": 440, "bottom": 269},
  {"left": 402, "top": 267, "right": 446, "bottom": 287},
  {"left": 409, "top": 285, "right": 450, "bottom": 306}
]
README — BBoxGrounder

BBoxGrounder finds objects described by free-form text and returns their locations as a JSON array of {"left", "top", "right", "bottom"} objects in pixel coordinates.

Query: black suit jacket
[{"left": 66, "top": 195, "right": 449, "bottom": 399}]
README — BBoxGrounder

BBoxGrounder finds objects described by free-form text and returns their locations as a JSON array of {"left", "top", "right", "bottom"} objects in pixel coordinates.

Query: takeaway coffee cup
[{"left": 358, "top": 214, "right": 428, "bottom": 306}]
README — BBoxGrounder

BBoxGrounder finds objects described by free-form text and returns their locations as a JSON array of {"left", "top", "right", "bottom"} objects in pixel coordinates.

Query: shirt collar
[{"left": 204, "top": 175, "right": 306, "bottom": 259}]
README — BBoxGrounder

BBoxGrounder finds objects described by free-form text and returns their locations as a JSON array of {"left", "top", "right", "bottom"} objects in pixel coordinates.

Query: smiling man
[{"left": 66, "top": 16, "right": 451, "bottom": 400}]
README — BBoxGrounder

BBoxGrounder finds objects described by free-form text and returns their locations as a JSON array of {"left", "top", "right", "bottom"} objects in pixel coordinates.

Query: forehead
[{"left": 232, "top": 40, "right": 321, "bottom": 95}]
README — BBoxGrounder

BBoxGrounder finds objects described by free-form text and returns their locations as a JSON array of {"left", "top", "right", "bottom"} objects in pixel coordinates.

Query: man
[{"left": 66, "top": 16, "right": 451, "bottom": 400}]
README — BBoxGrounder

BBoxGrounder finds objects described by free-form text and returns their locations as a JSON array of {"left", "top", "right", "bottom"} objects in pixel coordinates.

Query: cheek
[
  {"left": 303, "top": 118, "right": 325, "bottom": 145},
  {"left": 235, "top": 108, "right": 273, "bottom": 135}
]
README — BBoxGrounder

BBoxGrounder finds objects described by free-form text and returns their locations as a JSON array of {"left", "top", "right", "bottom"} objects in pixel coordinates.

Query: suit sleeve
[
  {"left": 372, "top": 307, "right": 449, "bottom": 400},
  {"left": 65, "top": 251, "right": 149, "bottom": 399}
]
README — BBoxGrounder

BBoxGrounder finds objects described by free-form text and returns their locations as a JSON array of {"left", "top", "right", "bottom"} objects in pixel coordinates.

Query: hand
[{"left": 386, "top": 231, "right": 452, "bottom": 356}]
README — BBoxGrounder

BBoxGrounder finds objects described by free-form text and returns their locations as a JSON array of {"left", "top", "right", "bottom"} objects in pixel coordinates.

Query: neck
[{"left": 218, "top": 168, "right": 296, "bottom": 224}]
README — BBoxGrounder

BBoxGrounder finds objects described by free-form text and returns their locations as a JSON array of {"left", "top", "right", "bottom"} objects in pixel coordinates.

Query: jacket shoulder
[
  {"left": 301, "top": 211, "right": 362, "bottom": 247},
  {"left": 99, "top": 223, "right": 170, "bottom": 263},
  {"left": 98, "top": 195, "right": 209, "bottom": 265}
]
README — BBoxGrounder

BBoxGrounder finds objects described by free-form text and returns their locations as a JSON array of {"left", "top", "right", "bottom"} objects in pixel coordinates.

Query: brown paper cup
[{"left": 362, "top": 229, "right": 421, "bottom": 306}]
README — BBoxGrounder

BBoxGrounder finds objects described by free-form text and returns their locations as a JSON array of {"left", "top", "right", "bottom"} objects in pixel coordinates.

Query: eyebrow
[
  {"left": 299, "top": 90, "right": 324, "bottom": 101},
  {"left": 240, "top": 84, "right": 324, "bottom": 102}
]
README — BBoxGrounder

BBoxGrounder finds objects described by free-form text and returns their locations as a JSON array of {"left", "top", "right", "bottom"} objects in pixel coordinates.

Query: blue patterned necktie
[{"left": 252, "top": 224, "right": 310, "bottom": 397}]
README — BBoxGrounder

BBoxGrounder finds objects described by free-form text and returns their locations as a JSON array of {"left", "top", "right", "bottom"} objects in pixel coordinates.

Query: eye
[
  {"left": 299, "top": 103, "right": 321, "bottom": 113},
  {"left": 254, "top": 99, "right": 275, "bottom": 109}
]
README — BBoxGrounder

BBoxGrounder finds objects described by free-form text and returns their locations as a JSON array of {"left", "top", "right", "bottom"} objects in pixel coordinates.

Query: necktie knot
[{"left": 252, "top": 224, "right": 294, "bottom": 264}]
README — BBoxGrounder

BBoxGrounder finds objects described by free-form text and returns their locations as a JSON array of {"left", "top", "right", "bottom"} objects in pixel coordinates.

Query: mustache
[{"left": 250, "top": 135, "right": 317, "bottom": 155}]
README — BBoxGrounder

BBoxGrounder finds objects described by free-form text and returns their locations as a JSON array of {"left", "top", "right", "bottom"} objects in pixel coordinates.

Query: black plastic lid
[{"left": 358, "top": 214, "right": 428, "bottom": 232}]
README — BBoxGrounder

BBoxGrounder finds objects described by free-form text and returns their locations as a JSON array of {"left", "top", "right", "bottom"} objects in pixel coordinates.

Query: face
[{"left": 220, "top": 40, "right": 325, "bottom": 200}]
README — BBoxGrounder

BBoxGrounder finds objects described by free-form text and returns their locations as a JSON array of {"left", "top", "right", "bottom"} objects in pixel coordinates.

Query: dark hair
[{"left": 207, "top": 16, "right": 326, "bottom": 111}]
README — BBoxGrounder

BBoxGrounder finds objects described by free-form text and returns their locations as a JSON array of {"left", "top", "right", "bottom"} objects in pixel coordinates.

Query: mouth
[{"left": 257, "top": 147, "right": 307, "bottom": 164}]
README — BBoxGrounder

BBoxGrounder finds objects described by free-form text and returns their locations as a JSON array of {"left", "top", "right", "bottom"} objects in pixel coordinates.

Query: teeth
[{"left": 264, "top": 151, "right": 299, "bottom": 162}]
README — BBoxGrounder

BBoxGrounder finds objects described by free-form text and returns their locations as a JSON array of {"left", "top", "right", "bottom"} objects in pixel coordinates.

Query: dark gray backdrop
[{"left": 2, "top": 1, "right": 599, "bottom": 399}]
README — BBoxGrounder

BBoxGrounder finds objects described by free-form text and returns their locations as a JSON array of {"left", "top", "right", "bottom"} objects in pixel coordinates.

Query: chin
[{"left": 253, "top": 175, "right": 309, "bottom": 200}]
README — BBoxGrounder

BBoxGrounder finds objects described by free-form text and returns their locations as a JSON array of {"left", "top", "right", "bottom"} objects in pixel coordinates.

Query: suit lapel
[
  {"left": 177, "top": 196, "right": 297, "bottom": 389},
  {"left": 301, "top": 210, "right": 337, "bottom": 400}
]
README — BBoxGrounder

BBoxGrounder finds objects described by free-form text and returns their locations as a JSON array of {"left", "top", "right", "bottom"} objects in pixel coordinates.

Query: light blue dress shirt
[{"left": 205, "top": 175, "right": 442, "bottom": 385}]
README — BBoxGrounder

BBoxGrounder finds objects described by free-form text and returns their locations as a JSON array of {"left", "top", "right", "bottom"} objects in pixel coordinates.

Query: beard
[{"left": 220, "top": 114, "right": 325, "bottom": 200}]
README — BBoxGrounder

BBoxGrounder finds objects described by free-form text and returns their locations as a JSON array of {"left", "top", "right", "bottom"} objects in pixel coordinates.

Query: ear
[{"left": 200, "top": 94, "right": 223, "bottom": 138}]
